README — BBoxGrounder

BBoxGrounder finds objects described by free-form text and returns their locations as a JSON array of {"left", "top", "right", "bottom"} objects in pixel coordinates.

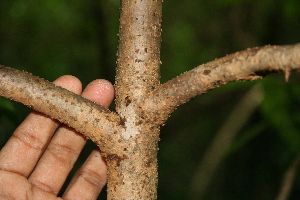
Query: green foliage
[
  {"left": 1, "top": 0, "right": 300, "bottom": 199},
  {"left": 261, "top": 75, "right": 300, "bottom": 151}
]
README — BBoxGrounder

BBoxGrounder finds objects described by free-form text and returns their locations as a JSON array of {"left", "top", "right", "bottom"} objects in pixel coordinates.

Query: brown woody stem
[
  {"left": 142, "top": 43, "right": 300, "bottom": 124},
  {"left": 0, "top": 65, "right": 123, "bottom": 153}
]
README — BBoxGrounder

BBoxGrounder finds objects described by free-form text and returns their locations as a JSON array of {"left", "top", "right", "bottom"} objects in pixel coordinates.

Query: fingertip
[
  {"left": 82, "top": 79, "right": 115, "bottom": 109},
  {"left": 53, "top": 75, "right": 82, "bottom": 95}
]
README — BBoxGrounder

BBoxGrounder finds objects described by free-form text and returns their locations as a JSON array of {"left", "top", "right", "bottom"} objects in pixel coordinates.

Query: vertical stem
[
  {"left": 108, "top": 0, "right": 162, "bottom": 199},
  {"left": 115, "top": 0, "right": 162, "bottom": 109}
]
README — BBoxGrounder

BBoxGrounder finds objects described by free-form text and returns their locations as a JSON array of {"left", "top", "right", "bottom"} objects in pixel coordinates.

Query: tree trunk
[
  {"left": 1, "top": 0, "right": 300, "bottom": 199},
  {"left": 108, "top": 0, "right": 162, "bottom": 198}
]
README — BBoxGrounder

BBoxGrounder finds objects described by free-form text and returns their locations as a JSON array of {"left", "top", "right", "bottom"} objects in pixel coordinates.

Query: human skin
[{"left": 0, "top": 75, "right": 114, "bottom": 200}]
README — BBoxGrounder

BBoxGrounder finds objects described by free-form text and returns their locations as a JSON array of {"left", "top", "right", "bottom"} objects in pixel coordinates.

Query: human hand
[{"left": 0, "top": 75, "right": 114, "bottom": 199}]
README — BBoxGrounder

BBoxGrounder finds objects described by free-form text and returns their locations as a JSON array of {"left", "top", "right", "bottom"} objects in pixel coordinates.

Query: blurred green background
[{"left": 1, "top": 0, "right": 300, "bottom": 199}]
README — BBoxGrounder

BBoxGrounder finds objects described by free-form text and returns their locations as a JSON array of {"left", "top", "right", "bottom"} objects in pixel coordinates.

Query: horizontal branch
[
  {"left": 0, "top": 65, "right": 123, "bottom": 153},
  {"left": 141, "top": 43, "right": 300, "bottom": 125}
]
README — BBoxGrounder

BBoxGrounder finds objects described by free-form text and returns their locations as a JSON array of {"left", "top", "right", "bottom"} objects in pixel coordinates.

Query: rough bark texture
[
  {"left": 0, "top": 66, "right": 124, "bottom": 155},
  {"left": 141, "top": 43, "right": 300, "bottom": 123},
  {"left": 1, "top": 0, "right": 300, "bottom": 199},
  {"left": 112, "top": 0, "right": 162, "bottom": 198},
  {"left": 1, "top": 42, "right": 300, "bottom": 198}
]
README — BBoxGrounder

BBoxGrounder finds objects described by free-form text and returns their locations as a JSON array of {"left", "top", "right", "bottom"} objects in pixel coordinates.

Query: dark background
[{"left": 1, "top": 0, "right": 300, "bottom": 199}]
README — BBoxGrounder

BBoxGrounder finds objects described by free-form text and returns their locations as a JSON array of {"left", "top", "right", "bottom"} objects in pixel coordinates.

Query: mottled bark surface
[
  {"left": 1, "top": 42, "right": 300, "bottom": 198},
  {"left": 141, "top": 43, "right": 300, "bottom": 121},
  {"left": 1, "top": 0, "right": 300, "bottom": 199},
  {"left": 111, "top": 0, "right": 162, "bottom": 198}
]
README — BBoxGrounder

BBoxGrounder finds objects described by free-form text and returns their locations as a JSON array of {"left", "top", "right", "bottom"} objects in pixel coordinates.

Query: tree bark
[
  {"left": 1, "top": 0, "right": 300, "bottom": 199},
  {"left": 1, "top": 42, "right": 300, "bottom": 198},
  {"left": 141, "top": 43, "right": 300, "bottom": 121},
  {"left": 110, "top": 0, "right": 162, "bottom": 198}
]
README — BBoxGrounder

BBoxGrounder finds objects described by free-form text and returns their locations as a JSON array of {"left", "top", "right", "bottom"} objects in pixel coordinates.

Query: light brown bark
[
  {"left": 1, "top": 42, "right": 300, "bottom": 198},
  {"left": 1, "top": 0, "right": 300, "bottom": 199},
  {"left": 141, "top": 43, "right": 300, "bottom": 122},
  {"left": 110, "top": 0, "right": 162, "bottom": 198}
]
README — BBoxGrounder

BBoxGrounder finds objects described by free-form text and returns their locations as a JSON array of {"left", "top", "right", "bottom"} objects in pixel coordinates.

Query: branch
[
  {"left": 141, "top": 43, "right": 300, "bottom": 124},
  {"left": 0, "top": 65, "right": 123, "bottom": 154}
]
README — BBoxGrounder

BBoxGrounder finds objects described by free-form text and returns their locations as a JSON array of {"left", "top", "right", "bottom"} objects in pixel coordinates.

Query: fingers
[
  {"left": 80, "top": 79, "right": 115, "bottom": 108},
  {"left": 62, "top": 149, "right": 107, "bottom": 200},
  {"left": 0, "top": 171, "right": 63, "bottom": 200},
  {"left": 0, "top": 75, "right": 82, "bottom": 177},
  {"left": 28, "top": 79, "right": 114, "bottom": 195}
]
